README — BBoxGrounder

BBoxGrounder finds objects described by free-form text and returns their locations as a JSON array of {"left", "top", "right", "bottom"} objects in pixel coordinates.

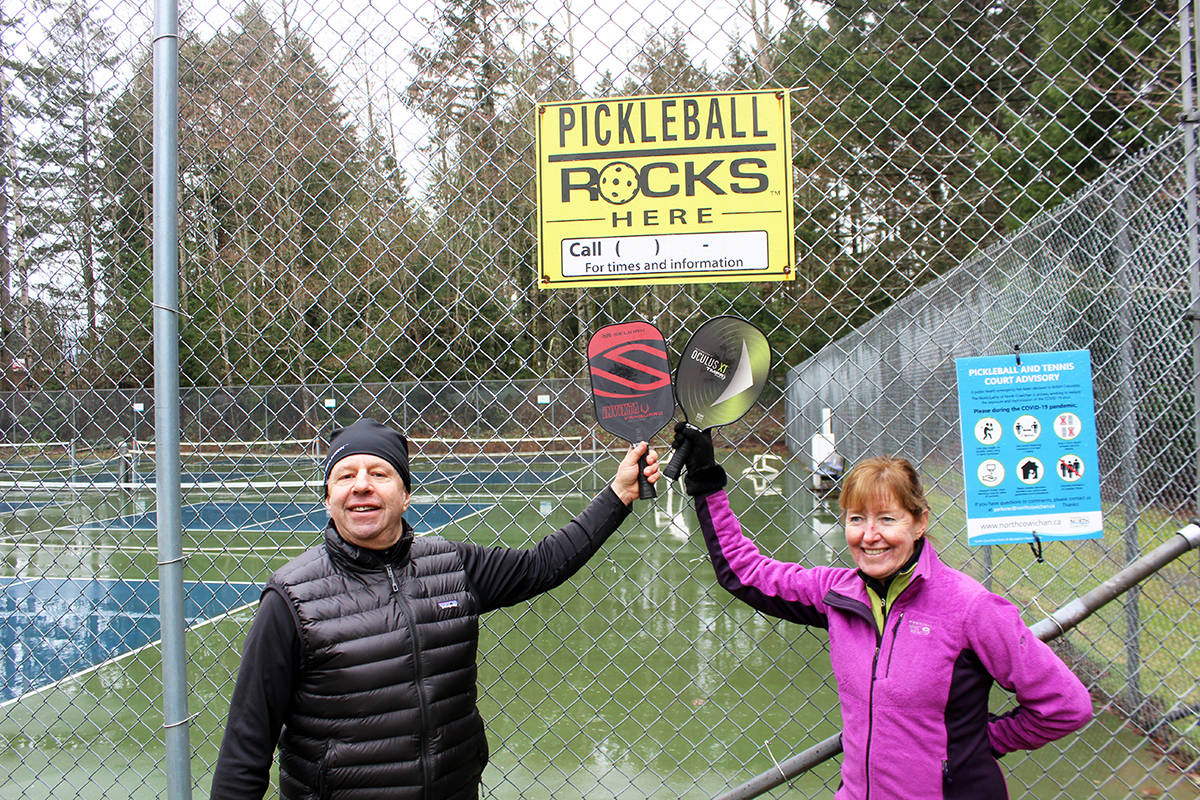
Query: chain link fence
[
  {"left": 786, "top": 126, "right": 1200, "bottom": 790},
  {"left": 1, "top": 0, "right": 1198, "bottom": 797}
]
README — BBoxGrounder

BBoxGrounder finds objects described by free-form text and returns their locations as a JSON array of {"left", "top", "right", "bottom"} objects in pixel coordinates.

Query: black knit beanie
[{"left": 323, "top": 418, "right": 412, "bottom": 493}]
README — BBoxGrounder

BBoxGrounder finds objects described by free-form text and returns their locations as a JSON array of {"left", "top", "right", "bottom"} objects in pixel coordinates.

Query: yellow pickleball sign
[{"left": 535, "top": 89, "right": 795, "bottom": 289}]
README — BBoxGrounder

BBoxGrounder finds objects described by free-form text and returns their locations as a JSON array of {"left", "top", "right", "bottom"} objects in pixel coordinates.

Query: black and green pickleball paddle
[{"left": 663, "top": 316, "right": 772, "bottom": 481}]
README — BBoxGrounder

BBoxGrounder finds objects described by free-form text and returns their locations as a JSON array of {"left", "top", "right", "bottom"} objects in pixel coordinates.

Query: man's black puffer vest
[{"left": 269, "top": 521, "right": 485, "bottom": 800}]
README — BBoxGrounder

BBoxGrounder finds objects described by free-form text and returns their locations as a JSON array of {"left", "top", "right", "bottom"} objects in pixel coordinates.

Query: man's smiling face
[{"left": 324, "top": 454, "right": 411, "bottom": 550}]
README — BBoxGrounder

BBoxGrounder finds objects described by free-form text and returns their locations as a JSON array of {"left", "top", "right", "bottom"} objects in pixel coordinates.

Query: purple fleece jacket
[{"left": 696, "top": 489, "right": 1093, "bottom": 800}]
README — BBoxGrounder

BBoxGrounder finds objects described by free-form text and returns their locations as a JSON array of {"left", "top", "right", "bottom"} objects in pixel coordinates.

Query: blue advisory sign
[{"left": 956, "top": 350, "right": 1102, "bottom": 545}]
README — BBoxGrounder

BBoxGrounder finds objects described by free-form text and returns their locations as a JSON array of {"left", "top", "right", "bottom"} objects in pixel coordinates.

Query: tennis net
[
  {"left": 0, "top": 440, "right": 129, "bottom": 493},
  {"left": 126, "top": 433, "right": 609, "bottom": 492},
  {"left": 0, "top": 433, "right": 615, "bottom": 495}
]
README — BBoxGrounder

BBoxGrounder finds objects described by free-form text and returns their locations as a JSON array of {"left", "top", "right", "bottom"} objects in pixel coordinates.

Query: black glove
[{"left": 671, "top": 421, "right": 726, "bottom": 496}]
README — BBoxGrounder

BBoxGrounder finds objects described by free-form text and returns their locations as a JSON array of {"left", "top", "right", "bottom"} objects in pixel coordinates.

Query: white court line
[
  {"left": 0, "top": 493, "right": 590, "bottom": 552},
  {"left": 0, "top": 587, "right": 259, "bottom": 711},
  {"left": 0, "top": 536, "right": 312, "bottom": 556},
  {"left": 0, "top": 490, "right": 598, "bottom": 709}
]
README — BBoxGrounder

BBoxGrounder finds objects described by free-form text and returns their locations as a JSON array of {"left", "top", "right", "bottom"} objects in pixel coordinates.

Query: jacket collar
[
  {"left": 324, "top": 517, "right": 415, "bottom": 572},
  {"left": 913, "top": 535, "right": 939, "bottom": 580},
  {"left": 857, "top": 536, "right": 928, "bottom": 598}
]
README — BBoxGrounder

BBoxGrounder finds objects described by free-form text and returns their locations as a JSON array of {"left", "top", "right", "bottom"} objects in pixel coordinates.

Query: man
[{"left": 210, "top": 418, "right": 659, "bottom": 799}]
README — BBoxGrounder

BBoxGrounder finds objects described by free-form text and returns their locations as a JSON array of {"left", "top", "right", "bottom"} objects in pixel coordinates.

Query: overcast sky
[{"left": 11, "top": 0, "right": 800, "bottom": 193}]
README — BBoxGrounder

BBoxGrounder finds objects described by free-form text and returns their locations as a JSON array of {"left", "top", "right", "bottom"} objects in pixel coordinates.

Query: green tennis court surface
[
  {"left": 0, "top": 463, "right": 1192, "bottom": 799},
  {"left": 80, "top": 498, "right": 492, "bottom": 535},
  {"left": 0, "top": 497, "right": 494, "bottom": 708}
]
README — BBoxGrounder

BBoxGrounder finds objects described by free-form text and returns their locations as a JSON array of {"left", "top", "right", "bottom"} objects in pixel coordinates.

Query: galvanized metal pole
[
  {"left": 713, "top": 731, "right": 843, "bottom": 800},
  {"left": 1111, "top": 183, "right": 1144, "bottom": 715},
  {"left": 1183, "top": 0, "right": 1200, "bottom": 542},
  {"left": 1195, "top": 0, "right": 1200, "bottom": 534},
  {"left": 1029, "top": 523, "right": 1200, "bottom": 642},
  {"left": 712, "top": 523, "right": 1200, "bottom": 800},
  {"left": 153, "top": 0, "right": 191, "bottom": 794}
]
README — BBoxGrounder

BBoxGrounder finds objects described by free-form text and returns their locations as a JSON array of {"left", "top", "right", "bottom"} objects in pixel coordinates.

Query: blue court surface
[
  {"left": 0, "top": 577, "right": 261, "bottom": 703},
  {"left": 0, "top": 501, "right": 47, "bottom": 514},
  {"left": 80, "top": 500, "right": 492, "bottom": 536},
  {"left": 0, "top": 500, "right": 495, "bottom": 703}
]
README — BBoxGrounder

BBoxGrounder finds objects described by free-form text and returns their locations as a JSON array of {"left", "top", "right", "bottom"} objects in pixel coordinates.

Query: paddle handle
[
  {"left": 638, "top": 450, "right": 656, "bottom": 499},
  {"left": 662, "top": 426, "right": 697, "bottom": 482}
]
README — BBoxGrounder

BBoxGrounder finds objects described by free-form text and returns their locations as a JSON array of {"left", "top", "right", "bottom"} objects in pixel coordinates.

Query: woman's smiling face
[{"left": 843, "top": 493, "right": 928, "bottom": 579}]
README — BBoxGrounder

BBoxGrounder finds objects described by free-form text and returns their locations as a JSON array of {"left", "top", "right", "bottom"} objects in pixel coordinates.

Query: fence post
[
  {"left": 1182, "top": 0, "right": 1200, "bottom": 539},
  {"left": 1111, "top": 182, "right": 1145, "bottom": 716},
  {"left": 153, "top": 0, "right": 192, "bottom": 794}
]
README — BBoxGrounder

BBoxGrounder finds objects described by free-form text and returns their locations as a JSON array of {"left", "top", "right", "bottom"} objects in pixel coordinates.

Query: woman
[{"left": 671, "top": 424, "right": 1093, "bottom": 800}]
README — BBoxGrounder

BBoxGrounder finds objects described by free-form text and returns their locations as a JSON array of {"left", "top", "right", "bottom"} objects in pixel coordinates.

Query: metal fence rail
[{"left": 1, "top": 0, "right": 1198, "bottom": 797}]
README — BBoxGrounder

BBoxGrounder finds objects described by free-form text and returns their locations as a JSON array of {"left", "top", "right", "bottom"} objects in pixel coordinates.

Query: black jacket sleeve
[
  {"left": 460, "top": 486, "right": 631, "bottom": 613},
  {"left": 209, "top": 587, "right": 300, "bottom": 799}
]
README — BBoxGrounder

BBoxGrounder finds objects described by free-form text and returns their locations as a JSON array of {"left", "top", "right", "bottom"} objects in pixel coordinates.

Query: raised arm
[
  {"left": 672, "top": 424, "right": 832, "bottom": 628},
  {"left": 463, "top": 443, "right": 655, "bottom": 613}
]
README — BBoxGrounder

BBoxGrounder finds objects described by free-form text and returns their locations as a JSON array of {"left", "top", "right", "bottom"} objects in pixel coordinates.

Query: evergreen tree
[
  {"left": 619, "top": 28, "right": 714, "bottom": 96},
  {"left": 328, "top": 87, "right": 426, "bottom": 383},
  {"left": 181, "top": 2, "right": 361, "bottom": 387},
  {"left": 100, "top": 57, "right": 153, "bottom": 387},
  {"left": 0, "top": 9, "right": 20, "bottom": 396},
  {"left": 11, "top": 0, "right": 121, "bottom": 380},
  {"left": 406, "top": 0, "right": 534, "bottom": 380},
  {"left": 100, "top": 2, "right": 384, "bottom": 390},
  {"left": 508, "top": 27, "right": 583, "bottom": 377},
  {"left": 975, "top": 0, "right": 1178, "bottom": 228},
  {"left": 775, "top": 0, "right": 1038, "bottom": 352}
]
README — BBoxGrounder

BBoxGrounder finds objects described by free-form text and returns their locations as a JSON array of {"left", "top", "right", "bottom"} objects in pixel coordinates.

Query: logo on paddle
[
  {"left": 689, "top": 347, "right": 730, "bottom": 378},
  {"left": 601, "top": 401, "right": 655, "bottom": 420},
  {"left": 589, "top": 341, "right": 672, "bottom": 398}
]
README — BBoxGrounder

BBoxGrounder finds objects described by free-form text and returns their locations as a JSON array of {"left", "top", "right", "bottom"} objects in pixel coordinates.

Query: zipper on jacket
[
  {"left": 943, "top": 758, "right": 952, "bottom": 785},
  {"left": 864, "top": 606, "right": 906, "bottom": 795},
  {"left": 316, "top": 740, "right": 330, "bottom": 799},
  {"left": 881, "top": 611, "right": 904, "bottom": 678},
  {"left": 863, "top": 630, "right": 883, "bottom": 800},
  {"left": 865, "top": 575, "right": 921, "bottom": 796},
  {"left": 385, "top": 563, "right": 399, "bottom": 593},
  {"left": 395, "top": 574, "right": 433, "bottom": 799},
  {"left": 824, "top": 590, "right": 882, "bottom": 800}
]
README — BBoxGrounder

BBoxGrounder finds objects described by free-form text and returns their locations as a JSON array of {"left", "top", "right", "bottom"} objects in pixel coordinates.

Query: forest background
[{"left": 0, "top": 0, "right": 1180, "bottom": 394}]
